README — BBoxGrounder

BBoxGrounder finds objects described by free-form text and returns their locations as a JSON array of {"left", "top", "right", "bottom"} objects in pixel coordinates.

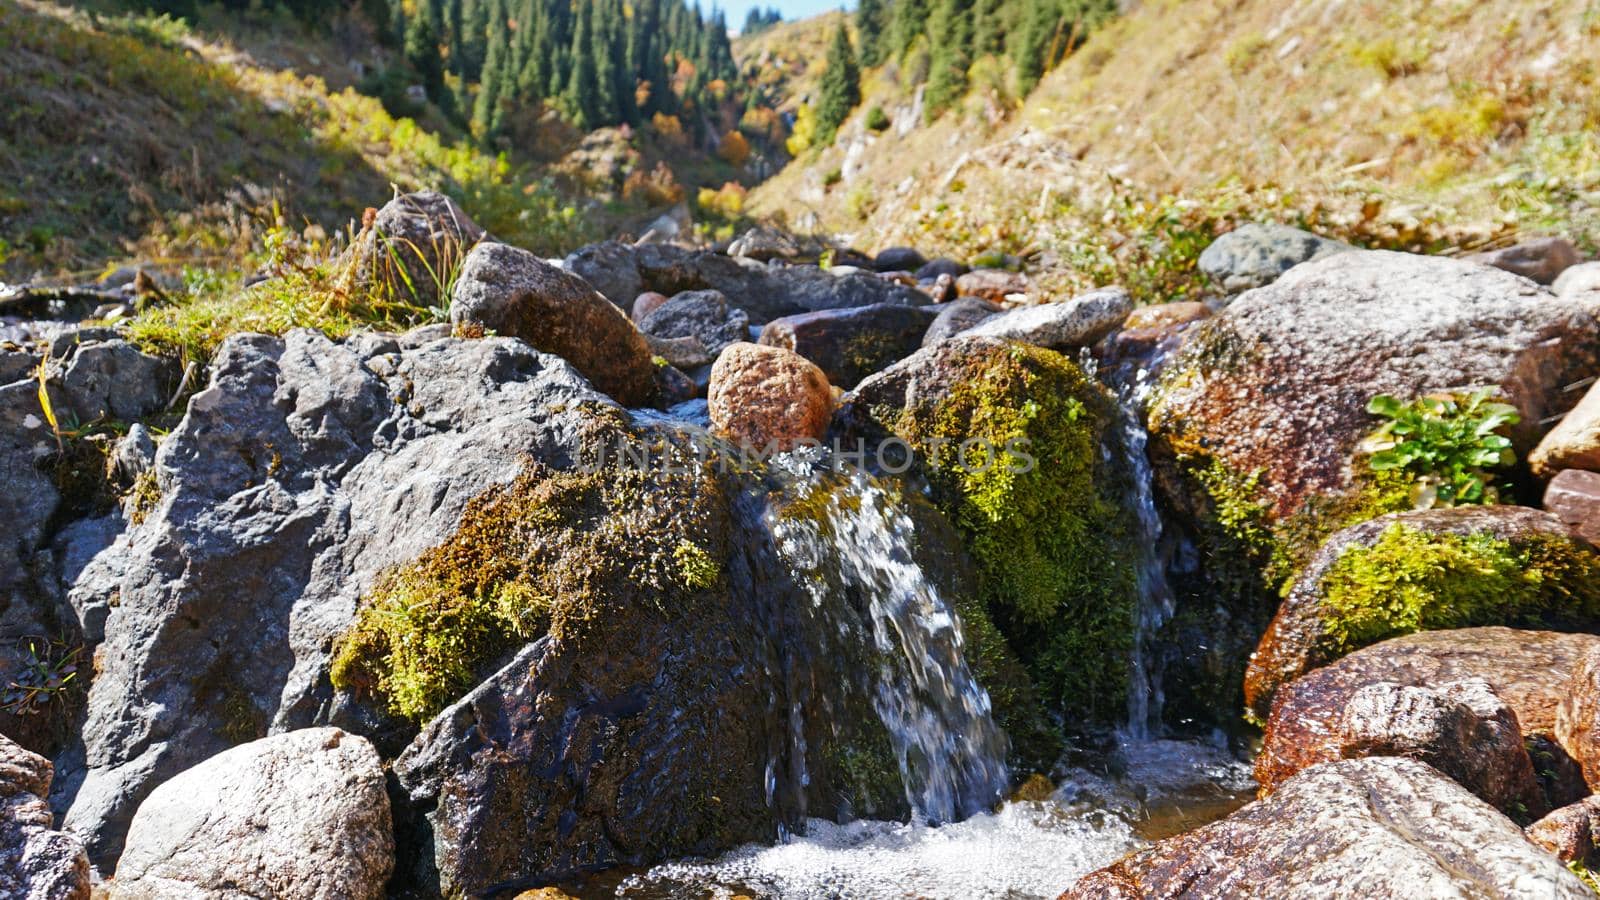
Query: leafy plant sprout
[
  {"left": 1, "top": 636, "right": 81, "bottom": 717},
  {"left": 1360, "top": 388, "right": 1520, "bottom": 509}
]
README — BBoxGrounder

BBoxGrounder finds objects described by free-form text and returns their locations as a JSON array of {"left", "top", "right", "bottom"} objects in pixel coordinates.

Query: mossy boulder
[
  {"left": 1146, "top": 250, "right": 1600, "bottom": 723},
  {"left": 1246, "top": 507, "right": 1600, "bottom": 721},
  {"left": 381, "top": 443, "right": 1001, "bottom": 893},
  {"left": 835, "top": 336, "right": 1140, "bottom": 731}
]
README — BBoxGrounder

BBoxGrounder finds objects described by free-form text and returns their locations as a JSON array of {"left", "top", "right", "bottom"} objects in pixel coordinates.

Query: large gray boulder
[
  {"left": 60, "top": 331, "right": 614, "bottom": 867},
  {"left": 451, "top": 242, "right": 657, "bottom": 406},
  {"left": 1151, "top": 250, "right": 1600, "bottom": 524},
  {"left": 0, "top": 734, "right": 90, "bottom": 900},
  {"left": 1066, "top": 757, "right": 1591, "bottom": 898},
  {"left": 1197, "top": 222, "right": 1352, "bottom": 293},
  {"left": 109, "top": 728, "right": 391, "bottom": 899},
  {"left": 963, "top": 287, "right": 1132, "bottom": 350}
]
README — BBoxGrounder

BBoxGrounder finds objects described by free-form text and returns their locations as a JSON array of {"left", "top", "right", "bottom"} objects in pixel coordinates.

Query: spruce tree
[
  {"left": 565, "top": 0, "right": 602, "bottom": 129},
  {"left": 1015, "top": 0, "right": 1059, "bottom": 95},
  {"left": 887, "top": 0, "right": 928, "bottom": 59},
  {"left": 856, "top": 0, "right": 887, "bottom": 67},
  {"left": 924, "top": 0, "right": 973, "bottom": 120},
  {"left": 404, "top": 11, "right": 446, "bottom": 104},
  {"left": 816, "top": 20, "right": 861, "bottom": 144}
]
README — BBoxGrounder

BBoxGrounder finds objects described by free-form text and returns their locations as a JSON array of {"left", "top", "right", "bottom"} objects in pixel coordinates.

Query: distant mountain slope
[{"left": 751, "top": 0, "right": 1600, "bottom": 300}]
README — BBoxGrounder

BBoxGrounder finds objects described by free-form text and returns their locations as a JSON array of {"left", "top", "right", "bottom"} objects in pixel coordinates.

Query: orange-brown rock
[
  {"left": 1255, "top": 627, "right": 1598, "bottom": 803},
  {"left": 707, "top": 343, "right": 833, "bottom": 451}
]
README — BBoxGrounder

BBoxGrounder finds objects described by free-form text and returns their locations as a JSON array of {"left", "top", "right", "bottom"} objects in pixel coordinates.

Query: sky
[{"left": 720, "top": 1, "right": 850, "bottom": 32}]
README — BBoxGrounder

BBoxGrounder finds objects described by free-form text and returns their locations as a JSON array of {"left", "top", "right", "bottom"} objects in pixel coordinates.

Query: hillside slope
[{"left": 751, "top": 0, "right": 1600, "bottom": 300}]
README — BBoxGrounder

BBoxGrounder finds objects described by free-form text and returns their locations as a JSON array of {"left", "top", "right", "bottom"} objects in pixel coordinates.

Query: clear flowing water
[
  {"left": 765, "top": 459, "right": 1011, "bottom": 824},
  {"left": 1115, "top": 371, "right": 1177, "bottom": 741}
]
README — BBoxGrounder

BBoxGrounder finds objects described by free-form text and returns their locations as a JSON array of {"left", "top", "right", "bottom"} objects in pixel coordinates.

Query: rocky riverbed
[{"left": 4, "top": 191, "right": 1600, "bottom": 897}]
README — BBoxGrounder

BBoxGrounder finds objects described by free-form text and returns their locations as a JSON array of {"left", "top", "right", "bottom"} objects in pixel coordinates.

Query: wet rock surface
[{"left": 1065, "top": 757, "right": 1591, "bottom": 899}]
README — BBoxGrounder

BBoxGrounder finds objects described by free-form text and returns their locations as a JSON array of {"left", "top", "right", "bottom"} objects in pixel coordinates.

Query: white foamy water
[
  {"left": 621, "top": 802, "right": 1140, "bottom": 900},
  {"left": 614, "top": 738, "right": 1253, "bottom": 900}
]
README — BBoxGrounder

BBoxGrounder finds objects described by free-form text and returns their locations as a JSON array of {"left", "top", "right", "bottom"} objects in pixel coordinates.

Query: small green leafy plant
[
  {"left": 1361, "top": 389, "right": 1519, "bottom": 508},
  {"left": 1, "top": 637, "right": 81, "bottom": 717}
]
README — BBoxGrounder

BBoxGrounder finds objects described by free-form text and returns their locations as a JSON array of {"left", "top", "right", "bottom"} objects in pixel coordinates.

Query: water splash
[{"left": 767, "top": 462, "right": 1010, "bottom": 824}]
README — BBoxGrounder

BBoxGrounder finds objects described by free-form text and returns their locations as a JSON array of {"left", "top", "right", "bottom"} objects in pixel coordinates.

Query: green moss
[
  {"left": 673, "top": 540, "right": 721, "bottom": 591},
  {"left": 125, "top": 469, "right": 162, "bottom": 526},
  {"left": 331, "top": 448, "right": 726, "bottom": 721},
  {"left": 1317, "top": 523, "right": 1600, "bottom": 658},
  {"left": 884, "top": 341, "right": 1138, "bottom": 723}
]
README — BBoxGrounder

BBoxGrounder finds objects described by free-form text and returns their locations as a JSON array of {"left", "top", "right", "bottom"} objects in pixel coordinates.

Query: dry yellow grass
[{"left": 749, "top": 0, "right": 1600, "bottom": 300}]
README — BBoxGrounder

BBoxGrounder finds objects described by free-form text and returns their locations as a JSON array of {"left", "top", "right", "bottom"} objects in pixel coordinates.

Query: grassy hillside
[
  {"left": 751, "top": 0, "right": 1600, "bottom": 301},
  {"left": 0, "top": 0, "right": 600, "bottom": 282}
]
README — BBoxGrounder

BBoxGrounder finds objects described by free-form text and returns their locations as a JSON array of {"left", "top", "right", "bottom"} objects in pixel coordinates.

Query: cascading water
[
  {"left": 613, "top": 406, "right": 1251, "bottom": 900},
  {"left": 1113, "top": 371, "right": 1177, "bottom": 741},
  {"left": 765, "top": 460, "right": 1011, "bottom": 824}
]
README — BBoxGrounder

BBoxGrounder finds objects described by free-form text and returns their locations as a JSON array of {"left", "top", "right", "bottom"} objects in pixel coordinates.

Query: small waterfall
[
  {"left": 1113, "top": 372, "right": 1176, "bottom": 741},
  {"left": 767, "top": 461, "right": 1011, "bottom": 824}
]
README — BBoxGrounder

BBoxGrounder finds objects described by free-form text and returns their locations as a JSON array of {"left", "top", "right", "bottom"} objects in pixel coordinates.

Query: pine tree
[
  {"left": 404, "top": 10, "right": 446, "bottom": 104},
  {"left": 887, "top": 0, "right": 928, "bottom": 59},
  {"left": 856, "top": 0, "right": 887, "bottom": 67},
  {"left": 924, "top": 0, "right": 973, "bottom": 120},
  {"left": 565, "top": 0, "right": 602, "bottom": 129},
  {"left": 815, "top": 20, "right": 861, "bottom": 144},
  {"left": 472, "top": 0, "right": 509, "bottom": 138},
  {"left": 1015, "top": 0, "right": 1059, "bottom": 95}
]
